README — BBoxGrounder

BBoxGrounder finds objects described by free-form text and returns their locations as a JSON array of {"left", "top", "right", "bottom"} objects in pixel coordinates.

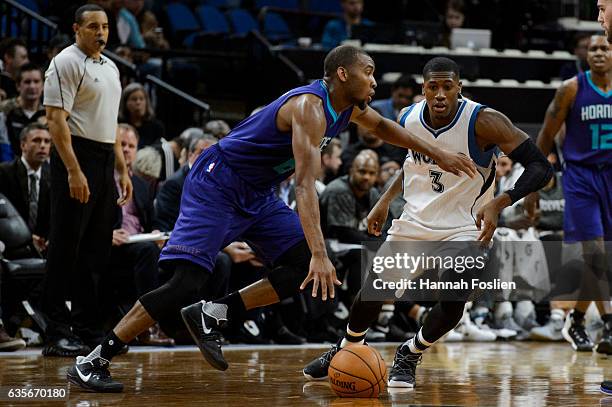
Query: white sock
[
  {"left": 340, "top": 326, "right": 367, "bottom": 348},
  {"left": 404, "top": 330, "right": 433, "bottom": 354}
]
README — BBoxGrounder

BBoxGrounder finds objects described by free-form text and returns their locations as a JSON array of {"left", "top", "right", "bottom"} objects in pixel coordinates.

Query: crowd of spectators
[{"left": 0, "top": 0, "right": 604, "bottom": 353}]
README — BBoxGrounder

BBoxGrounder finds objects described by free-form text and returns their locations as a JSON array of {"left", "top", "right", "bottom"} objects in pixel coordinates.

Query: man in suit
[
  {"left": 0, "top": 122, "right": 51, "bottom": 252},
  {"left": 110, "top": 123, "right": 173, "bottom": 346}
]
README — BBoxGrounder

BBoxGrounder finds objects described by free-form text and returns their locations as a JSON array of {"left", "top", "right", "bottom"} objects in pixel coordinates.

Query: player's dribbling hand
[
  {"left": 300, "top": 254, "right": 341, "bottom": 301},
  {"left": 475, "top": 200, "right": 500, "bottom": 245},
  {"left": 367, "top": 201, "right": 390, "bottom": 236},
  {"left": 68, "top": 169, "right": 90, "bottom": 203},
  {"left": 436, "top": 150, "right": 477, "bottom": 178}
]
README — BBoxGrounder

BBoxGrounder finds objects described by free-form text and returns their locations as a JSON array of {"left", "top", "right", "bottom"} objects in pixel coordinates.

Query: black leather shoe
[{"left": 43, "top": 337, "right": 91, "bottom": 357}]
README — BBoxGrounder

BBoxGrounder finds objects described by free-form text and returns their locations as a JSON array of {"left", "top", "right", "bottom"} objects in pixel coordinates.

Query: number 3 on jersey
[{"left": 429, "top": 170, "right": 444, "bottom": 193}]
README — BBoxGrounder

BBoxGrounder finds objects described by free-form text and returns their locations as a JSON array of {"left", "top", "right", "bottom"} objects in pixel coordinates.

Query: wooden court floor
[{"left": 0, "top": 342, "right": 611, "bottom": 406}]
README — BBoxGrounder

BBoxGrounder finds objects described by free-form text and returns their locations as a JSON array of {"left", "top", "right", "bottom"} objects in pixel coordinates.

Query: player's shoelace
[
  {"left": 570, "top": 325, "right": 591, "bottom": 345},
  {"left": 391, "top": 351, "right": 422, "bottom": 379},
  {"left": 319, "top": 345, "right": 339, "bottom": 367}
]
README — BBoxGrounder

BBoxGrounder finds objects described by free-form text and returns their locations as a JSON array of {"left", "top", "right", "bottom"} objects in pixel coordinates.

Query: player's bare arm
[
  {"left": 473, "top": 108, "right": 554, "bottom": 243},
  {"left": 45, "top": 105, "right": 90, "bottom": 203},
  {"left": 522, "top": 79, "right": 576, "bottom": 217},
  {"left": 282, "top": 93, "right": 341, "bottom": 300},
  {"left": 537, "top": 78, "right": 578, "bottom": 154},
  {"left": 351, "top": 105, "right": 477, "bottom": 178}
]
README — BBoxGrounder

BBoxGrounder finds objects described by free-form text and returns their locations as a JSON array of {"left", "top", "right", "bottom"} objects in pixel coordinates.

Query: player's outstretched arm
[
  {"left": 287, "top": 94, "right": 341, "bottom": 301},
  {"left": 351, "top": 106, "right": 477, "bottom": 178},
  {"left": 367, "top": 169, "right": 403, "bottom": 236},
  {"left": 474, "top": 109, "right": 554, "bottom": 243}
]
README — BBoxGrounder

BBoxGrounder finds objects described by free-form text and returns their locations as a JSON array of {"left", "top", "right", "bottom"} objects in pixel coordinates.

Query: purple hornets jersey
[
  {"left": 218, "top": 80, "right": 353, "bottom": 189},
  {"left": 564, "top": 71, "right": 612, "bottom": 165}
]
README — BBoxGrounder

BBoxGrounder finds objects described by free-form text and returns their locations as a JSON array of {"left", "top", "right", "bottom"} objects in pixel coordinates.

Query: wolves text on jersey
[{"left": 406, "top": 150, "right": 438, "bottom": 166}]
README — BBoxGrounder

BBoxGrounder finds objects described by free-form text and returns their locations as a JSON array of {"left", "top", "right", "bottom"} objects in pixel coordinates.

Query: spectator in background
[
  {"left": 45, "top": 35, "right": 72, "bottom": 69},
  {"left": 89, "top": 0, "right": 145, "bottom": 49},
  {"left": 321, "top": 0, "right": 373, "bottom": 49},
  {"left": 441, "top": 0, "right": 466, "bottom": 48},
  {"left": 154, "top": 134, "right": 218, "bottom": 232},
  {"left": 559, "top": 33, "right": 591, "bottom": 80},
  {"left": 341, "top": 124, "right": 406, "bottom": 174},
  {"left": 370, "top": 74, "right": 417, "bottom": 121},
  {"left": 0, "top": 38, "right": 29, "bottom": 99},
  {"left": 119, "top": 83, "right": 165, "bottom": 148},
  {"left": 317, "top": 138, "right": 343, "bottom": 194},
  {"left": 205, "top": 120, "right": 231, "bottom": 140},
  {"left": 132, "top": 146, "right": 162, "bottom": 191},
  {"left": 0, "top": 123, "right": 51, "bottom": 253},
  {"left": 377, "top": 158, "right": 400, "bottom": 191},
  {"left": 109, "top": 124, "right": 174, "bottom": 346},
  {"left": 0, "top": 63, "right": 45, "bottom": 160}
]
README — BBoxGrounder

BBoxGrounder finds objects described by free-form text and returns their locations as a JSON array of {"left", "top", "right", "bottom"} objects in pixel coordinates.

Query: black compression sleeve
[{"left": 505, "top": 139, "right": 554, "bottom": 204}]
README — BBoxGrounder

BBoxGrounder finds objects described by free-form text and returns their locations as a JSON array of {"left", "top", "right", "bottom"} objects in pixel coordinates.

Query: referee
[{"left": 41, "top": 4, "right": 132, "bottom": 356}]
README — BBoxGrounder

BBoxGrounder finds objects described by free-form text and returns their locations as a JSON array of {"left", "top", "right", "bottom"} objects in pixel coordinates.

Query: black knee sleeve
[
  {"left": 421, "top": 301, "right": 466, "bottom": 343},
  {"left": 140, "top": 260, "right": 210, "bottom": 322},
  {"left": 267, "top": 240, "right": 311, "bottom": 300}
]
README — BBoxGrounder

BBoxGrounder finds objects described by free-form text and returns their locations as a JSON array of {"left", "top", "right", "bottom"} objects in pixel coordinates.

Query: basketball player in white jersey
[{"left": 303, "top": 57, "right": 553, "bottom": 388}]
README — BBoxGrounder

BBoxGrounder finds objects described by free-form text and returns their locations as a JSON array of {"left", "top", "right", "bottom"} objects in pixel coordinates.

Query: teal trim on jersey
[
  {"left": 586, "top": 71, "right": 612, "bottom": 98},
  {"left": 399, "top": 103, "right": 417, "bottom": 127},
  {"left": 467, "top": 104, "right": 495, "bottom": 167},
  {"left": 319, "top": 80, "right": 338, "bottom": 123},
  {"left": 419, "top": 100, "right": 467, "bottom": 138}
]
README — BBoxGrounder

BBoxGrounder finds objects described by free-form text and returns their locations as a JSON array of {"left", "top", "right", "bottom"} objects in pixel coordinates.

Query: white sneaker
[
  {"left": 530, "top": 317, "right": 564, "bottom": 341},
  {"left": 450, "top": 312, "right": 497, "bottom": 342},
  {"left": 442, "top": 328, "right": 463, "bottom": 342}
]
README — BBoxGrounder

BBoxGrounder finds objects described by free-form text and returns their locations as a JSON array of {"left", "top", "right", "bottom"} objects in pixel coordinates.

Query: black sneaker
[
  {"left": 303, "top": 340, "right": 341, "bottom": 381},
  {"left": 596, "top": 322, "right": 612, "bottom": 355},
  {"left": 388, "top": 345, "right": 421, "bottom": 388},
  {"left": 601, "top": 380, "right": 612, "bottom": 395},
  {"left": 67, "top": 353, "right": 123, "bottom": 393},
  {"left": 181, "top": 301, "right": 228, "bottom": 371},
  {"left": 562, "top": 312, "right": 594, "bottom": 352}
]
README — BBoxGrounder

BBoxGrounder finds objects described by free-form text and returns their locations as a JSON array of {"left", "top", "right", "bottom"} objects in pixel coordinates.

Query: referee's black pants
[{"left": 42, "top": 136, "right": 117, "bottom": 343}]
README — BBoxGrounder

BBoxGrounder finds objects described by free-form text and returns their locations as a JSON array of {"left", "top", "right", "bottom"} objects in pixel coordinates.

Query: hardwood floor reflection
[{"left": 0, "top": 342, "right": 610, "bottom": 406}]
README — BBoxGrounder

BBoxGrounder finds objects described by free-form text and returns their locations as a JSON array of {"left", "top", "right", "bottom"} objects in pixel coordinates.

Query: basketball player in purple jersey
[
  {"left": 527, "top": 34, "right": 612, "bottom": 361},
  {"left": 66, "top": 45, "right": 477, "bottom": 392}
]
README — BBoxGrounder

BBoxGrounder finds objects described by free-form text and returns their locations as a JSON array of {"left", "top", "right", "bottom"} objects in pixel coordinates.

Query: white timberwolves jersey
[{"left": 388, "top": 98, "right": 497, "bottom": 241}]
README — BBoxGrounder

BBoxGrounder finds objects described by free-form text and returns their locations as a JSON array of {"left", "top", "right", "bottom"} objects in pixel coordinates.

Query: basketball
[{"left": 328, "top": 345, "right": 387, "bottom": 398}]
